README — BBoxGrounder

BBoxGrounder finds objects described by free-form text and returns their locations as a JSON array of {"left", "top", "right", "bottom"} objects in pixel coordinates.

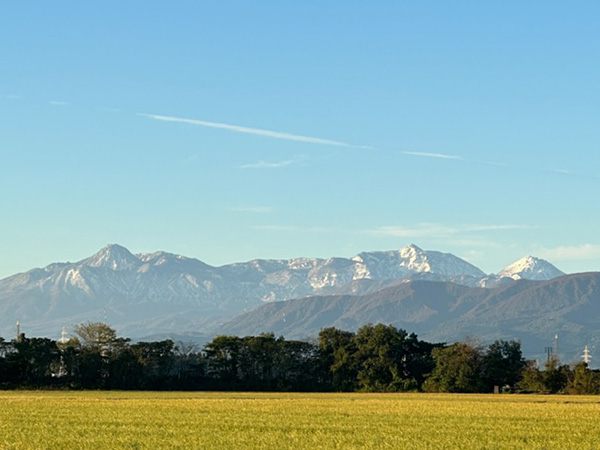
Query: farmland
[{"left": 0, "top": 392, "right": 599, "bottom": 449}]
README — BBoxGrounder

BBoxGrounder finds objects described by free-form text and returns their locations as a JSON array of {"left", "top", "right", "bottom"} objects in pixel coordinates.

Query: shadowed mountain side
[
  {"left": 217, "top": 281, "right": 495, "bottom": 338},
  {"left": 218, "top": 273, "right": 600, "bottom": 362}
]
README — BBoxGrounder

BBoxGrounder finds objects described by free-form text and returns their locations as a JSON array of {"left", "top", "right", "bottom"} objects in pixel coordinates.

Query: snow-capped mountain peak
[
  {"left": 351, "top": 244, "right": 485, "bottom": 279},
  {"left": 497, "top": 255, "right": 565, "bottom": 281},
  {"left": 84, "top": 244, "right": 141, "bottom": 271}
]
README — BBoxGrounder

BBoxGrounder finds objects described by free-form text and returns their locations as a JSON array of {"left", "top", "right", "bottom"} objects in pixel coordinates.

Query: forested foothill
[{"left": 0, "top": 322, "right": 598, "bottom": 394}]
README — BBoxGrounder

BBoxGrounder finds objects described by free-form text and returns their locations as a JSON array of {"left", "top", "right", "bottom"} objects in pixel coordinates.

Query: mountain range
[
  {"left": 219, "top": 273, "right": 600, "bottom": 360},
  {"left": 2, "top": 243, "right": 593, "bottom": 361}
]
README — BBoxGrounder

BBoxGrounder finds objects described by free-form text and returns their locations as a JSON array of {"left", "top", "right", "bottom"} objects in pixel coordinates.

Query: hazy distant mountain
[
  {"left": 219, "top": 273, "right": 600, "bottom": 361},
  {"left": 0, "top": 243, "right": 567, "bottom": 343}
]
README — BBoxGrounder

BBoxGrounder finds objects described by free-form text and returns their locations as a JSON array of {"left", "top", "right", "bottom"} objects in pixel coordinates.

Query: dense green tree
[
  {"left": 238, "top": 333, "right": 278, "bottom": 388},
  {"left": 72, "top": 322, "right": 130, "bottom": 388},
  {"left": 354, "top": 324, "right": 433, "bottom": 392},
  {"left": 318, "top": 327, "right": 358, "bottom": 391},
  {"left": 318, "top": 325, "right": 435, "bottom": 392},
  {"left": 481, "top": 340, "right": 525, "bottom": 391},
  {"left": 518, "top": 360, "right": 546, "bottom": 392},
  {"left": 518, "top": 357, "right": 571, "bottom": 394},
  {"left": 130, "top": 340, "right": 175, "bottom": 385},
  {"left": 566, "top": 362, "right": 600, "bottom": 395},
  {"left": 4, "top": 337, "right": 61, "bottom": 386},
  {"left": 423, "top": 342, "right": 485, "bottom": 393},
  {"left": 542, "top": 357, "right": 571, "bottom": 394}
]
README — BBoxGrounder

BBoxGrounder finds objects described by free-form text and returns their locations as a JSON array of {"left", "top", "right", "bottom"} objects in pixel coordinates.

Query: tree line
[{"left": 1, "top": 322, "right": 598, "bottom": 393}]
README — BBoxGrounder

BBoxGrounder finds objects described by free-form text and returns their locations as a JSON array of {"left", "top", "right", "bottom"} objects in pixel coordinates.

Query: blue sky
[{"left": 2, "top": 1, "right": 600, "bottom": 278}]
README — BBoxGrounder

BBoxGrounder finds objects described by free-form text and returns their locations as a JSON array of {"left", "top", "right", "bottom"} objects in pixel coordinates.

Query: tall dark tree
[
  {"left": 130, "top": 340, "right": 175, "bottom": 388},
  {"left": 318, "top": 327, "right": 358, "bottom": 391},
  {"left": 173, "top": 341, "right": 205, "bottom": 389},
  {"left": 72, "top": 322, "right": 129, "bottom": 388},
  {"left": 275, "top": 338, "right": 324, "bottom": 391},
  {"left": 204, "top": 335, "right": 243, "bottom": 388},
  {"left": 481, "top": 339, "right": 525, "bottom": 391}
]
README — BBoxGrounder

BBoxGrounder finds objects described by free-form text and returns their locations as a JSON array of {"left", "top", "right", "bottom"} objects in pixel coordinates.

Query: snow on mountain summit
[
  {"left": 83, "top": 244, "right": 141, "bottom": 271},
  {"left": 497, "top": 255, "right": 565, "bottom": 281},
  {"left": 398, "top": 244, "right": 431, "bottom": 272},
  {"left": 352, "top": 244, "right": 486, "bottom": 279}
]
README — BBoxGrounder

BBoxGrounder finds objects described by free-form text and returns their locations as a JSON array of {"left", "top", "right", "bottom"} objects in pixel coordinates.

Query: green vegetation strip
[{"left": 1, "top": 392, "right": 600, "bottom": 449}]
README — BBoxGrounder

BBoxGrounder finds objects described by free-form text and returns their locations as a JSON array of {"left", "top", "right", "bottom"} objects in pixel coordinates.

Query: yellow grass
[{"left": 0, "top": 391, "right": 599, "bottom": 449}]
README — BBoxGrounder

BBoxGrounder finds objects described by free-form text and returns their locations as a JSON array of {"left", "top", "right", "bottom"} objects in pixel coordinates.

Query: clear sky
[{"left": 2, "top": 1, "right": 600, "bottom": 279}]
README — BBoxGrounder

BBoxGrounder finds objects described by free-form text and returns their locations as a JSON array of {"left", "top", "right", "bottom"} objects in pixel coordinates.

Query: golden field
[{"left": 0, "top": 391, "right": 599, "bottom": 449}]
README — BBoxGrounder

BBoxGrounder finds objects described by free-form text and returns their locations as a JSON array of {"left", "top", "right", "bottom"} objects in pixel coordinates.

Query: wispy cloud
[
  {"left": 538, "top": 244, "right": 600, "bottom": 262},
  {"left": 139, "top": 113, "right": 372, "bottom": 149},
  {"left": 239, "top": 155, "right": 306, "bottom": 169},
  {"left": 401, "top": 151, "right": 462, "bottom": 160},
  {"left": 482, "top": 160, "right": 509, "bottom": 168},
  {"left": 231, "top": 206, "right": 273, "bottom": 213},
  {"left": 49, "top": 100, "right": 69, "bottom": 106},
  {"left": 370, "top": 223, "right": 535, "bottom": 238},
  {"left": 255, "top": 225, "right": 341, "bottom": 233},
  {"left": 254, "top": 222, "right": 534, "bottom": 238},
  {"left": 1, "top": 94, "right": 20, "bottom": 99}
]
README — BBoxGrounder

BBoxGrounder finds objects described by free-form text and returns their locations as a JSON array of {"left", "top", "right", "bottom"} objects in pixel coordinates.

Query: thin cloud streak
[
  {"left": 370, "top": 223, "right": 536, "bottom": 238},
  {"left": 254, "top": 222, "right": 534, "bottom": 237},
  {"left": 481, "top": 161, "right": 510, "bottom": 167},
  {"left": 255, "top": 225, "right": 342, "bottom": 233},
  {"left": 547, "top": 168, "right": 571, "bottom": 175},
  {"left": 231, "top": 206, "right": 273, "bottom": 213},
  {"left": 139, "top": 113, "right": 371, "bottom": 148},
  {"left": 402, "top": 151, "right": 462, "bottom": 160},
  {"left": 239, "top": 156, "right": 305, "bottom": 169},
  {"left": 49, "top": 100, "right": 69, "bottom": 106}
]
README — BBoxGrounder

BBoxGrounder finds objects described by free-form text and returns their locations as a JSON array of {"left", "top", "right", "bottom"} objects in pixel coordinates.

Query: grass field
[{"left": 0, "top": 391, "right": 599, "bottom": 449}]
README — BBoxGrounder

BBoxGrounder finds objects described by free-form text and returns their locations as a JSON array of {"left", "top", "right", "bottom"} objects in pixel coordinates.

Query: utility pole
[{"left": 544, "top": 346, "right": 553, "bottom": 364}]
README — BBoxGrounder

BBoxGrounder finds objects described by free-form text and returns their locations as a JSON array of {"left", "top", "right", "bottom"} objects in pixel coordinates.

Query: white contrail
[
  {"left": 239, "top": 159, "right": 299, "bottom": 169},
  {"left": 139, "top": 113, "right": 371, "bottom": 148},
  {"left": 402, "top": 151, "right": 462, "bottom": 160}
]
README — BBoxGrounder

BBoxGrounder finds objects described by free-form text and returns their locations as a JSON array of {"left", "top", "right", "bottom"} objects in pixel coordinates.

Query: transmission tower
[
  {"left": 582, "top": 345, "right": 592, "bottom": 364},
  {"left": 58, "top": 326, "right": 69, "bottom": 344}
]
